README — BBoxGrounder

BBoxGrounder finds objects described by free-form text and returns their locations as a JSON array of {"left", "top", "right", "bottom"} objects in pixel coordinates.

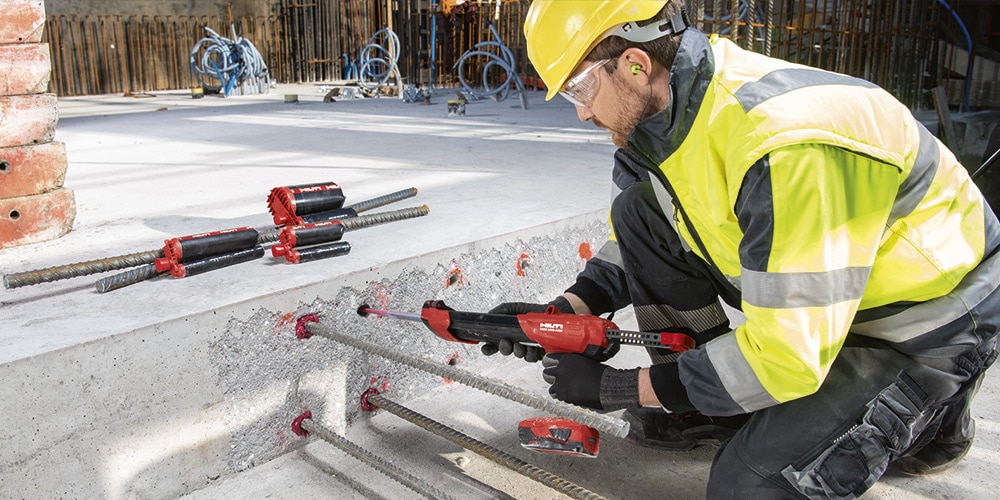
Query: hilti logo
[
  {"left": 293, "top": 184, "right": 339, "bottom": 193},
  {"left": 539, "top": 322, "right": 564, "bottom": 332}
]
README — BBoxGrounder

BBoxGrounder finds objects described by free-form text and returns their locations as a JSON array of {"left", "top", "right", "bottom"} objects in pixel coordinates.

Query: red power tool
[
  {"left": 359, "top": 300, "right": 695, "bottom": 361},
  {"left": 267, "top": 182, "right": 346, "bottom": 225},
  {"left": 153, "top": 226, "right": 260, "bottom": 273}
]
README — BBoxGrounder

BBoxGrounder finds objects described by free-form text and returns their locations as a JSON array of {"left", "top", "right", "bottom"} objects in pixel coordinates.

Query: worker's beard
[{"left": 595, "top": 73, "right": 662, "bottom": 148}]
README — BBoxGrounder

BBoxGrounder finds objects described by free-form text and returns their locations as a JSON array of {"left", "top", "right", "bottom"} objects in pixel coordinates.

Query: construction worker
[{"left": 486, "top": 1, "right": 1000, "bottom": 497}]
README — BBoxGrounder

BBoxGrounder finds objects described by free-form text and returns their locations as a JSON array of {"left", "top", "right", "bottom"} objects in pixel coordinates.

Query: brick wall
[{"left": 0, "top": 0, "right": 76, "bottom": 248}]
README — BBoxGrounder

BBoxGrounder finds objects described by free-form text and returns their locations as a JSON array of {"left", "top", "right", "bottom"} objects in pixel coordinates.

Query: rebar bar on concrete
[
  {"left": 298, "top": 416, "right": 455, "bottom": 500},
  {"left": 94, "top": 263, "right": 162, "bottom": 293},
  {"left": 3, "top": 248, "right": 164, "bottom": 290},
  {"left": 91, "top": 204, "right": 430, "bottom": 293},
  {"left": 366, "top": 391, "right": 607, "bottom": 500},
  {"left": 302, "top": 320, "right": 630, "bottom": 438},
  {"left": 348, "top": 187, "right": 418, "bottom": 213}
]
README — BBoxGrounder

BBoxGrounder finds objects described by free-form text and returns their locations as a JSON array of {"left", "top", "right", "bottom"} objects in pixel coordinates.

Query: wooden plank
[{"left": 932, "top": 86, "right": 958, "bottom": 149}]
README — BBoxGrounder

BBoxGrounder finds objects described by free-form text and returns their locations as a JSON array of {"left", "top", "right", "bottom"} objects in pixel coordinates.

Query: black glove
[
  {"left": 480, "top": 296, "right": 575, "bottom": 362},
  {"left": 541, "top": 353, "right": 639, "bottom": 411},
  {"left": 487, "top": 296, "right": 574, "bottom": 315}
]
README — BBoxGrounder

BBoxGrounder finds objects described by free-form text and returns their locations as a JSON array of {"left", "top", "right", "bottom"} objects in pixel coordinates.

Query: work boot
[
  {"left": 894, "top": 408, "right": 976, "bottom": 476},
  {"left": 893, "top": 433, "right": 974, "bottom": 476},
  {"left": 623, "top": 407, "right": 750, "bottom": 451},
  {"left": 894, "top": 370, "right": 984, "bottom": 476}
]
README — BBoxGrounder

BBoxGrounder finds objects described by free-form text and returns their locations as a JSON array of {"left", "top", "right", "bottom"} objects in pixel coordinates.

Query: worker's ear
[{"left": 620, "top": 48, "right": 653, "bottom": 84}]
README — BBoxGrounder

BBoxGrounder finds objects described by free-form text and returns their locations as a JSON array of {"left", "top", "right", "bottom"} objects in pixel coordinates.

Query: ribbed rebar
[
  {"left": 3, "top": 249, "right": 163, "bottom": 290},
  {"left": 94, "top": 263, "right": 162, "bottom": 293},
  {"left": 348, "top": 187, "right": 418, "bottom": 213},
  {"left": 763, "top": 0, "right": 773, "bottom": 56},
  {"left": 257, "top": 227, "right": 280, "bottom": 244},
  {"left": 303, "top": 321, "right": 629, "bottom": 438},
  {"left": 338, "top": 205, "right": 429, "bottom": 231},
  {"left": 300, "top": 417, "right": 454, "bottom": 500},
  {"left": 367, "top": 392, "right": 607, "bottom": 500}
]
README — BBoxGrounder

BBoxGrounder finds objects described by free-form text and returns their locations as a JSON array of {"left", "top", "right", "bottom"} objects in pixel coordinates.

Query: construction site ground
[{"left": 1, "top": 84, "right": 997, "bottom": 499}]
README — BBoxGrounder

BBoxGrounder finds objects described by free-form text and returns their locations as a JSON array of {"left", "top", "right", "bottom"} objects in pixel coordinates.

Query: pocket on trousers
[{"left": 782, "top": 380, "right": 935, "bottom": 499}]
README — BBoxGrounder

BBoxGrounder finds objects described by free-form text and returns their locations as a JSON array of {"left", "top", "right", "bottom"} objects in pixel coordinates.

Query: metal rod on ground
[
  {"left": 349, "top": 187, "right": 418, "bottom": 213},
  {"left": 301, "top": 320, "right": 629, "bottom": 438},
  {"left": 94, "top": 263, "right": 161, "bottom": 293},
  {"left": 3, "top": 249, "right": 163, "bottom": 290},
  {"left": 972, "top": 146, "right": 999, "bottom": 181},
  {"left": 293, "top": 412, "right": 454, "bottom": 500},
  {"left": 3, "top": 188, "right": 420, "bottom": 290},
  {"left": 92, "top": 205, "right": 430, "bottom": 293},
  {"left": 364, "top": 390, "right": 607, "bottom": 500}
]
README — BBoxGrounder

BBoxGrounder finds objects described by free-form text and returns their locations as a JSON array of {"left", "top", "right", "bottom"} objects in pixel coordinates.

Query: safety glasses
[{"left": 559, "top": 59, "right": 611, "bottom": 108}]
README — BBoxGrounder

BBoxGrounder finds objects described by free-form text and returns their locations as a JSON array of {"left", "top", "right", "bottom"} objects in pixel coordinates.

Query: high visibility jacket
[{"left": 627, "top": 31, "right": 1000, "bottom": 415}]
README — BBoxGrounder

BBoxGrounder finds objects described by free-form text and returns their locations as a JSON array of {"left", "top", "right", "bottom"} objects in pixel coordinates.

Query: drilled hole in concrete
[
  {"left": 9, "top": 210, "right": 21, "bottom": 221},
  {"left": 0, "top": 160, "right": 10, "bottom": 173}
]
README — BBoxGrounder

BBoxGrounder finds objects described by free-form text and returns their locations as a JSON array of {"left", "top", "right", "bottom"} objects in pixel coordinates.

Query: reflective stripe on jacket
[{"left": 628, "top": 30, "right": 1000, "bottom": 415}]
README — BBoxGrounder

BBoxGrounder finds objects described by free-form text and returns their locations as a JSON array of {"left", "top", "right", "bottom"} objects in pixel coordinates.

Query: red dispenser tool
[
  {"left": 154, "top": 227, "right": 260, "bottom": 272},
  {"left": 361, "top": 300, "right": 696, "bottom": 362},
  {"left": 267, "top": 182, "right": 346, "bottom": 225}
]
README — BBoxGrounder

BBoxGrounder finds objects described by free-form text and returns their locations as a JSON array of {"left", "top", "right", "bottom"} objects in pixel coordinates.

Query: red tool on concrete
[
  {"left": 153, "top": 226, "right": 260, "bottom": 272},
  {"left": 267, "top": 182, "right": 346, "bottom": 225},
  {"left": 359, "top": 300, "right": 695, "bottom": 361},
  {"left": 518, "top": 417, "right": 600, "bottom": 458},
  {"left": 271, "top": 240, "right": 352, "bottom": 264},
  {"left": 273, "top": 220, "right": 345, "bottom": 250},
  {"left": 169, "top": 245, "right": 265, "bottom": 278},
  {"left": 299, "top": 206, "right": 358, "bottom": 224},
  {"left": 270, "top": 220, "right": 352, "bottom": 264}
]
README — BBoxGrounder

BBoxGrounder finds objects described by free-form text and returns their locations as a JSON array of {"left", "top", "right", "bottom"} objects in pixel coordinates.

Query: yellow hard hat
[{"left": 524, "top": 1, "right": 671, "bottom": 101}]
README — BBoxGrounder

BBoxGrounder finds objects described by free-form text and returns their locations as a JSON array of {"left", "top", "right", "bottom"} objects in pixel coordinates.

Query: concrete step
[{"left": 0, "top": 86, "right": 997, "bottom": 500}]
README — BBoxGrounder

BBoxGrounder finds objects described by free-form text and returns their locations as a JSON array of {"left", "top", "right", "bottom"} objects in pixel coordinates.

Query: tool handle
[
  {"left": 421, "top": 300, "right": 529, "bottom": 345},
  {"left": 420, "top": 300, "right": 617, "bottom": 360}
]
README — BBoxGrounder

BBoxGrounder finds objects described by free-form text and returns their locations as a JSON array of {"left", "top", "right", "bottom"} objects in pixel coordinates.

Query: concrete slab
[
  {"left": 0, "top": 84, "right": 997, "bottom": 499},
  {"left": 0, "top": 85, "right": 614, "bottom": 364}
]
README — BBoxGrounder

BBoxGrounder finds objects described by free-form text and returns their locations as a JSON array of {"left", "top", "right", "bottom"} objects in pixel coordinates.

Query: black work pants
[{"left": 610, "top": 182, "right": 998, "bottom": 498}]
